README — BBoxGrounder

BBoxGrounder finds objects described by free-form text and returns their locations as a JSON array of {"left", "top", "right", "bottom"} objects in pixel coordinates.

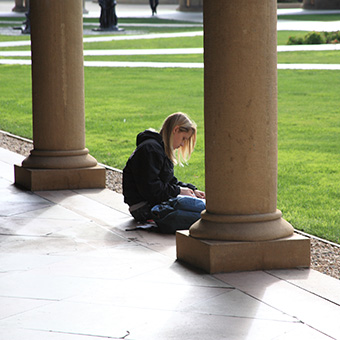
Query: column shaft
[
  {"left": 22, "top": 0, "right": 95, "bottom": 169},
  {"left": 189, "top": 0, "right": 293, "bottom": 241},
  {"left": 31, "top": 0, "right": 85, "bottom": 152},
  {"left": 15, "top": 0, "right": 105, "bottom": 190}
]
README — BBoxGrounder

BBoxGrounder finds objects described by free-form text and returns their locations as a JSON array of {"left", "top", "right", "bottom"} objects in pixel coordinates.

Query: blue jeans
[{"left": 151, "top": 196, "right": 206, "bottom": 234}]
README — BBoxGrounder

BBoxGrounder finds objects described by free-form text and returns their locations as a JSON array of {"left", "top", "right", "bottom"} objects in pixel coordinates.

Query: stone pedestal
[
  {"left": 177, "top": 231, "right": 310, "bottom": 274},
  {"left": 14, "top": 166, "right": 105, "bottom": 191},
  {"left": 176, "top": 0, "right": 310, "bottom": 273},
  {"left": 14, "top": 0, "right": 106, "bottom": 191}
]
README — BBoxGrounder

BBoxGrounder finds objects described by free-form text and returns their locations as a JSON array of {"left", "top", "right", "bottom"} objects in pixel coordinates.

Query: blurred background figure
[{"left": 149, "top": 0, "right": 159, "bottom": 15}]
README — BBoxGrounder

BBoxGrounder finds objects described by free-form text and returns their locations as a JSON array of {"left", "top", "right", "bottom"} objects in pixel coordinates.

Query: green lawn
[
  {"left": 83, "top": 36, "right": 203, "bottom": 50},
  {"left": 277, "top": 14, "right": 340, "bottom": 21},
  {"left": 278, "top": 50, "right": 340, "bottom": 64},
  {"left": 0, "top": 17, "right": 340, "bottom": 243},
  {"left": 83, "top": 55, "right": 203, "bottom": 62},
  {"left": 277, "top": 70, "right": 340, "bottom": 243},
  {"left": 277, "top": 30, "right": 309, "bottom": 45},
  {"left": 0, "top": 65, "right": 32, "bottom": 137}
]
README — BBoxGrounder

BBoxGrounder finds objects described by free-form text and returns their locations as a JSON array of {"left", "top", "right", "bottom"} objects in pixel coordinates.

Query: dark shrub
[
  {"left": 304, "top": 31, "right": 324, "bottom": 44},
  {"left": 287, "top": 36, "right": 304, "bottom": 45}
]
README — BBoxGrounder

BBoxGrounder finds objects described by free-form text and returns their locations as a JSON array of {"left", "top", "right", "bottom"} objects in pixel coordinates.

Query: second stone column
[
  {"left": 15, "top": 0, "right": 105, "bottom": 190},
  {"left": 190, "top": 0, "right": 293, "bottom": 241},
  {"left": 176, "top": 0, "right": 310, "bottom": 273}
]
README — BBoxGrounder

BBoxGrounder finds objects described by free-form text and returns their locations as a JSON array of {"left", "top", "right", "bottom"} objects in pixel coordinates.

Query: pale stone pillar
[
  {"left": 178, "top": 0, "right": 203, "bottom": 12},
  {"left": 176, "top": 0, "right": 310, "bottom": 273},
  {"left": 191, "top": 0, "right": 293, "bottom": 242},
  {"left": 15, "top": 0, "right": 105, "bottom": 190}
]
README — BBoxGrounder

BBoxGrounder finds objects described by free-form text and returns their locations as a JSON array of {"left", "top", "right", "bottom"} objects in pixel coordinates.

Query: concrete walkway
[{"left": 1, "top": 146, "right": 340, "bottom": 340}]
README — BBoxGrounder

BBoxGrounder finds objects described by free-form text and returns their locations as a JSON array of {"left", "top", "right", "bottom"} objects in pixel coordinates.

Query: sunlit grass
[
  {"left": 1, "top": 17, "right": 340, "bottom": 243},
  {"left": 278, "top": 50, "right": 340, "bottom": 64}
]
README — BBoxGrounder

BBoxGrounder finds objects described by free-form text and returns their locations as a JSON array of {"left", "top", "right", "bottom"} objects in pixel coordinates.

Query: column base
[
  {"left": 176, "top": 230, "right": 310, "bottom": 274},
  {"left": 189, "top": 212, "right": 295, "bottom": 242},
  {"left": 12, "top": 6, "right": 27, "bottom": 13},
  {"left": 14, "top": 164, "right": 106, "bottom": 191}
]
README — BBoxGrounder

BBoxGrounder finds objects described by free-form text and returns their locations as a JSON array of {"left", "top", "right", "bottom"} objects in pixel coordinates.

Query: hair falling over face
[{"left": 160, "top": 112, "right": 197, "bottom": 165}]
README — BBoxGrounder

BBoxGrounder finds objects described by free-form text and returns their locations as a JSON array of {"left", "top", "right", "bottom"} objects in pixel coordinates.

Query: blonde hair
[{"left": 160, "top": 112, "right": 197, "bottom": 165}]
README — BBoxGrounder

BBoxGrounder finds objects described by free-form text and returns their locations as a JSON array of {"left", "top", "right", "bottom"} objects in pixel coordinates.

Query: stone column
[
  {"left": 178, "top": 0, "right": 203, "bottom": 12},
  {"left": 15, "top": 0, "right": 106, "bottom": 191},
  {"left": 176, "top": 0, "right": 310, "bottom": 273}
]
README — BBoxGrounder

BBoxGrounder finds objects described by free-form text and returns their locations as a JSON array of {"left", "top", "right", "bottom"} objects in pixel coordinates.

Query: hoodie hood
[{"left": 136, "top": 129, "right": 163, "bottom": 147}]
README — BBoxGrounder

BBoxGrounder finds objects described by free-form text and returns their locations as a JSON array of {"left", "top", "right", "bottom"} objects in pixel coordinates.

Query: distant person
[
  {"left": 149, "top": 0, "right": 159, "bottom": 16},
  {"left": 123, "top": 112, "right": 205, "bottom": 233}
]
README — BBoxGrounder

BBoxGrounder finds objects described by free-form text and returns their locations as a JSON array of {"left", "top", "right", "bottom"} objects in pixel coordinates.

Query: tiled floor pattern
[{"left": 0, "top": 147, "right": 340, "bottom": 339}]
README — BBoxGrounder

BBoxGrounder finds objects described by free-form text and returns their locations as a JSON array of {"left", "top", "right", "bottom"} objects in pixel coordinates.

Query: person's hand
[
  {"left": 180, "top": 187, "right": 196, "bottom": 197},
  {"left": 194, "top": 190, "right": 205, "bottom": 199}
]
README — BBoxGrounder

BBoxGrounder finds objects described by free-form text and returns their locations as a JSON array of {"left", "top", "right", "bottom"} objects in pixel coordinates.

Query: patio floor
[{"left": 1, "top": 147, "right": 340, "bottom": 339}]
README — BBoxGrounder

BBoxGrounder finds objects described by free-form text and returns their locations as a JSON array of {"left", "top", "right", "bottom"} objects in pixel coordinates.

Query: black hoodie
[{"left": 123, "top": 130, "right": 196, "bottom": 207}]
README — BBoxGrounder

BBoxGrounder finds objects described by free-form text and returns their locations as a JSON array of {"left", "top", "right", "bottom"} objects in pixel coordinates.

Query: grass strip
[
  {"left": 278, "top": 50, "right": 340, "bottom": 64},
  {"left": 278, "top": 14, "right": 340, "bottom": 21}
]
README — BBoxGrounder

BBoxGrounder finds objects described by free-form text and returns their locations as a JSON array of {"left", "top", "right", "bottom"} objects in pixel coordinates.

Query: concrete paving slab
[
  {"left": 0, "top": 160, "right": 16, "bottom": 182},
  {"left": 273, "top": 326, "right": 335, "bottom": 340},
  {"left": 109, "top": 225, "right": 178, "bottom": 257},
  {"left": 67, "top": 278, "right": 232, "bottom": 312},
  {"left": 0, "top": 269, "right": 96, "bottom": 300},
  {"left": 0, "top": 233, "right": 99, "bottom": 254},
  {"left": 75, "top": 187, "right": 129, "bottom": 214},
  {"left": 0, "top": 199, "right": 51, "bottom": 217},
  {"left": 0, "top": 147, "right": 25, "bottom": 164},
  {"left": 216, "top": 270, "right": 340, "bottom": 339},
  {"left": 0, "top": 327, "right": 112, "bottom": 340},
  {"left": 0, "top": 252, "right": 68, "bottom": 272},
  {"left": 30, "top": 246, "right": 174, "bottom": 280},
  {"left": 269, "top": 268, "right": 340, "bottom": 305},
  {"left": 0, "top": 296, "right": 52, "bottom": 320},
  {"left": 35, "top": 190, "right": 131, "bottom": 229},
  {"left": 0, "top": 299, "right": 315, "bottom": 340},
  {"left": 132, "top": 260, "right": 231, "bottom": 287},
  {"left": 0, "top": 179, "right": 53, "bottom": 217},
  {"left": 181, "top": 288, "right": 297, "bottom": 322},
  {"left": 14, "top": 204, "right": 89, "bottom": 221}
]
